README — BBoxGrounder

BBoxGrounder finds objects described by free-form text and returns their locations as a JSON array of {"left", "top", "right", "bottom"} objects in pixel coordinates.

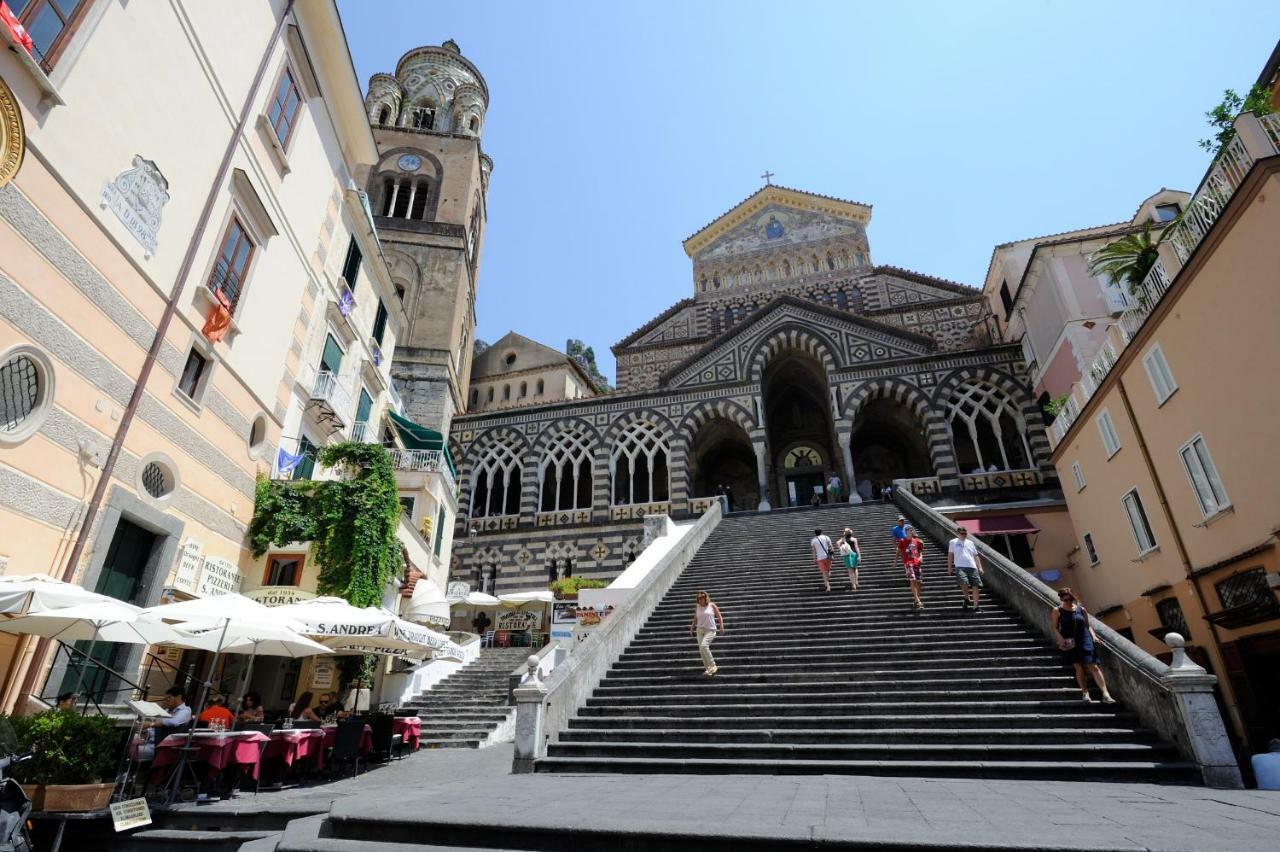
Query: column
[
  {"left": 839, "top": 430, "right": 860, "bottom": 504},
  {"left": 753, "top": 440, "right": 771, "bottom": 512}
]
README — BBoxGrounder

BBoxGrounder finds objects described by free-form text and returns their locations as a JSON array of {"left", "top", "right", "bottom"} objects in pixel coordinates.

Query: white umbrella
[
  {"left": 451, "top": 592, "right": 499, "bottom": 608},
  {"left": 271, "top": 596, "right": 395, "bottom": 639},
  {"left": 498, "top": 590, "right": 555, "bottom": 607},
  {"left": 0, "top": 600, "right": 200, "bottom": 709},
  {"left": 405, "top": 578, "right": 450, "bottom": 629},
  {"left": 0, "top": 574, "right": 116, "bottom": 615}
]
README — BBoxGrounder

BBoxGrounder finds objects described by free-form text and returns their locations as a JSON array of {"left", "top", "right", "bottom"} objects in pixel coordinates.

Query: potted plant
[
  {"left": 8, "top": 710, "right": 119, "bottom": 812},
  {"left": 549, "top": 577, "right": 608, "bottom": 600}
]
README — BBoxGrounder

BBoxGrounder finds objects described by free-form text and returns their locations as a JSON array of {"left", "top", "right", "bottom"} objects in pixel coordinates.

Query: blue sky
[{"left": 338, "top": 1, "right": 1275, "bottom": 383}]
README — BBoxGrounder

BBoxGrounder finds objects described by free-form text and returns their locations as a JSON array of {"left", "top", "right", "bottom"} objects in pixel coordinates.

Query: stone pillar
[
  {"left": 1161, "top": 633, "right": 1243, "bottom": 788},
  {"left": 512, "top": 679, "right": 547, "bottom": 774},
  {"left": 835, "top": 424, "right": 860, "bottom": 504},
  {"left": 642, "top": 514, "right": 669, "bottom": 549},
  {"left": 753, "top": 440, "right": 771, "bottom": 512}
]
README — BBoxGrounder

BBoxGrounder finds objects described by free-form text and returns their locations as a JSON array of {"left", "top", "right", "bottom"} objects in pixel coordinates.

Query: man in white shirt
[
  {"left": 810, "top": 528, "right": 835, "bottom": 593},
  {"left": 946, "top": 526, "right": 984, "bottom": 612},
  {"left": 137, "top": 686, "right": 192, "bottom": 760}
]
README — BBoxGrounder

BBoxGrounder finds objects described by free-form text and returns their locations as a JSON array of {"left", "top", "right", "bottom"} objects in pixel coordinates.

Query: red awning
[{"left": 954, "top": 515, "right": 1040, "bottom": 536}]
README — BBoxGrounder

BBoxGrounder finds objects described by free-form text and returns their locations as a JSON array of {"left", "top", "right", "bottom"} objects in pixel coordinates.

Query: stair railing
[
  {"left": 40, "top": 641, "right": 151, "bottom": 715},
  {"left": 512, "top": 501, "right": 723, "bottom": 773},
  {"left": 893, "top": 484, "right": 1242, "bottom": 788}
]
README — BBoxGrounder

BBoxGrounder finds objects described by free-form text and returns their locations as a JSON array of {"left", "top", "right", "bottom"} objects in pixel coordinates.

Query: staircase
[
  {"left": 536, "top": 502, "right": 1198, "bottom": 782},
  {"left": 399, "top": 646, "right": 530, "bottom": 748}
]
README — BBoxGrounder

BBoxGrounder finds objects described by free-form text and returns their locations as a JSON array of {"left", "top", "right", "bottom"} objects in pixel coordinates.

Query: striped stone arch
[
  {"left": 673, "top": 398, "right": 760, "bottom": 510},
  {"left": 605, "top": 409, "right": 678, "bottom": 509},
  {"left": 528, "top": 416, "right": 600, "bottom": 515},
  {"left": 459, "top": 426, "right": 528, "bottom": 519},
  {"left": 932, "top": 365, "right": 1051, "bottom": 475},
  {"left": 746, "top": 324, "right": 840, "bottom": 382},
  {"left": 839, "top": 377, "right": 949, "bottom": 480}
]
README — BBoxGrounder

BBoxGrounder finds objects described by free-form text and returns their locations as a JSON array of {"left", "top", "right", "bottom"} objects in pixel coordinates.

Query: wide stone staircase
[
  {"left": 535, "top": 502, "right": 1198, "bottom": 782},
  {"left": 399, "top": 646, "right": 530, "bottom": 748}
]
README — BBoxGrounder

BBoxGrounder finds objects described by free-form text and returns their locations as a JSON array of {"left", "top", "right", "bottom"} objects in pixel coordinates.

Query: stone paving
[{"left": 188, "top": 742, "right": 1280, "bottom": 851}]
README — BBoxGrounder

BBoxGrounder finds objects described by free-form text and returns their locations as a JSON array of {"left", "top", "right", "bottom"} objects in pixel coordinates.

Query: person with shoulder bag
[{"left": 1051, "top": 587, "right": 1115, "bottom": 704}]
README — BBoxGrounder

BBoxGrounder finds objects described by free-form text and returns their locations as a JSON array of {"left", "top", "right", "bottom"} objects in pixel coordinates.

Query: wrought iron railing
[{"left": 207, "top": 260, "right": 246, "bottom": 312}]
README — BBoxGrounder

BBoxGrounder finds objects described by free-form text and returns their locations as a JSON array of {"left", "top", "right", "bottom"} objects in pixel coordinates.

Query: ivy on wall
[{"left": 249, "top": 442, "right": 403, "bottom": 608}]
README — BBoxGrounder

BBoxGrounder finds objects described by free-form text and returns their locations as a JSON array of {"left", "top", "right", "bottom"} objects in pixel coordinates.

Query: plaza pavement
[{"left": 177, "top": 743, "right": 1280, "bottom": 851}]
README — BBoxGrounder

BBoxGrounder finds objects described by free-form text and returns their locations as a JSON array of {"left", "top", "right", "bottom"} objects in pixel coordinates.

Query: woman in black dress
[{"left": 1051, "top": 587, "right": 1115, "bottom": 704}]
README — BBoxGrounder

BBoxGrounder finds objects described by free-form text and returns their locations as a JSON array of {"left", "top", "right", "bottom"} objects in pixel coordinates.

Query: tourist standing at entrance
[
  {"left": 1051, "top": 588, "right": 1115, "bottom": 704},
  {"left": 838, "top": 528, "right": 861, "bottom": 591},
  {"left": 903, "top": 526, "right": 926, "bottom": 610},
  {"left": 891, "top": 515, "right": 910, "bottom": 566},
  {"left": 946, "top": 526, "right": 984, "bottom": 612},
  {"left": 827, "top": 473, "right": 842, "bottom": 503},
  {"left": 810, "top": 528, "right": 835, "bottom": 592},
  {"left": 688, "top": 591, "right": 724, "bottom": 676}
]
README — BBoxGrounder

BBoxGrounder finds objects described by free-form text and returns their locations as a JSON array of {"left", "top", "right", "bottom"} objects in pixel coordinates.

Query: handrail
[{"left": 41, "top": 642, "right": 150, "bottom": 716}]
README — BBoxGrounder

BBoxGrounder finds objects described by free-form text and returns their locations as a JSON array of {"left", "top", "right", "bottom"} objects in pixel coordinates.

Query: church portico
[{"left": 447, "top": 184, "right": 1059, "bottom": 591}]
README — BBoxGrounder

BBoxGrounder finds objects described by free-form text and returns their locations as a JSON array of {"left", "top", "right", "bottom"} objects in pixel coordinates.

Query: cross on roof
[{"left": 761, "top": 170, "right": 775, "bottom": 185}]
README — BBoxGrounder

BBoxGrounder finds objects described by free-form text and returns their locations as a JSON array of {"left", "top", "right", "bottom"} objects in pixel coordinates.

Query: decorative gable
[
  {"left": 631, "top": 304, "right": 698, "bottom": 347},
  {"left": 683, "top": 185, "right": 872, "bottom": 261}
]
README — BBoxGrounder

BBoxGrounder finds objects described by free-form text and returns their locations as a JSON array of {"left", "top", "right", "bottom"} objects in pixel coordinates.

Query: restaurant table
[
  {"left": 322, "top": 723, "right": 373, "bottom": 756},
  {"left": 392, "top": 716, "right": 421, "bottom": 751},
  {"left": 150, "top": 731, "right": 268, "bottom": 784},
  {"left": 262, "top": 728, "right": 326, "bottom": 772}
]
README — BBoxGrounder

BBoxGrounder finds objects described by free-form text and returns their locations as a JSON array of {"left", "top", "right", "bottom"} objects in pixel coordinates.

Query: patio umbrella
[
  {"left": 0, "top": 574, "right": 116, "bottom": 615},
  {"left": 0, "top": 600, "right": 200, "bottom": 709},
  {"left": 451, "top": 592, "right": 499, "bottom": 608},
  {"left": 404, "top": 578, "right": 450, "bottom": 629},
  {"left": 498, "top": 590, "right": 555, "bottom": 607}
]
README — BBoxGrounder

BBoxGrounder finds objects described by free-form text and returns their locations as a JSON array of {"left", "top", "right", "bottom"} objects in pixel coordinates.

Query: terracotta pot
[
  {"left": 38, "top": 782, "right": 113, "bottom": 813},
  {"left": 19, "top": 785, "right": 42, "bottom": 811}
]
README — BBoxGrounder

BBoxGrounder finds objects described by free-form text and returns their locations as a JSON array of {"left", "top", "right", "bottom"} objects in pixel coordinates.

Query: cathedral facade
[{"left": 447, "top": 185, "right": 1056, "bottom": 594}]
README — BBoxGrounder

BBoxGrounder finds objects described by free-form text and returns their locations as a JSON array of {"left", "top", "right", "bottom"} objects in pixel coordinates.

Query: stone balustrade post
[
  {"left": 1161, "top": 633, "right": 1243, "bottom": 788},
  {"left": 512, "top": 678, "right": 548, "bottom": 774},
  {"left": 752, "top": 440, "right": 771, "bottom": 511},
  {"left": 1232, "top": 111, "right": 1278, "bottom": 162}
]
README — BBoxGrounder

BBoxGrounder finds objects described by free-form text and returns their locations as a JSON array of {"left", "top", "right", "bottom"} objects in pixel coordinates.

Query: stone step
[
  {"left": 545, "top": 740, "right": 1178, "bottom": 763},
  {"left": 594, "top": 666, "right": 1074, "bottom": 690},
  {"left": 577, "top": 697, "right": 1119, "bottom": 716},
  {"left": 567, "top": 711, "right": 1140, "bottom": 730},
  {"left": 558, "top": 726, "right": 1162, "bottom": 745},
  {"left": 610, "top": 654, "right": 1061, "bottom": 675}
]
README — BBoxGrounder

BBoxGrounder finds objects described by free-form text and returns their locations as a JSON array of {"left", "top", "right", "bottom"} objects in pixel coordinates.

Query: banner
[
  {"left": 244, "top": 587, "right": 315, "bottom": 607},
  {"left": 495, "top": 610, "right": 541, "bottom": 631},
  {"left": 195, "top": 557, "right": 242, "bottom": 598}
]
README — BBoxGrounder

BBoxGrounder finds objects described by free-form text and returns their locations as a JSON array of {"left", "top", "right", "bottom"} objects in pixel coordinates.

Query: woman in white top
[{"left": 688, "top": 591, "right": 725, "bottom": 676}]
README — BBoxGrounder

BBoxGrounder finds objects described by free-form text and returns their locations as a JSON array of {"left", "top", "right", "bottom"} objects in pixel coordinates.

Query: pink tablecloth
[
  {"left": 150, "top": 731, "right": 268, "bottom": 782},
  {"left": 321, "top": 724, "right": 373, "bottom": 756},
  {"left": 263, "top": 729, "right": 326, "bottom": 771},
  {"left": 393, "top": 717, "right": 421, "bottom": 751}
]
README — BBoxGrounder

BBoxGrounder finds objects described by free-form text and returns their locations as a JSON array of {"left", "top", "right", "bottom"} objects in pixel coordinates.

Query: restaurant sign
[
  {"left": 244, "top": 586, "right": 315, "bottom": 607},
  {"left": 196, "top": 557, "right": 242, "bottom": 598},
  {"left": 172, "top": 539, "right": 203, "bottom": 593},
  {"left": 496, "top": 610, "right": 541, "bottom": 631}
]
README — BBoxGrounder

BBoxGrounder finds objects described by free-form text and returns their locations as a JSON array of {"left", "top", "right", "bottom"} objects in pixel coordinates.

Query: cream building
[
  {"left": 1042, "top": 107, "right": 1280, "bottom": 756},
  {"left": 0, "top": 0, "right": 453, "bottom": 712},
  {"left": 466, "top": 332, "right": 601, "bottom": 414}
]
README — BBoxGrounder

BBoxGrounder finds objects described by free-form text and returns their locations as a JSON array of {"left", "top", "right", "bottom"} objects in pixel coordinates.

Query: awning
[
  {"left": 388, "top": 410, "right": 456, "bottom": 476},
  {"left": 954, "top": 515, "right": 1040, "bottom": 536}
]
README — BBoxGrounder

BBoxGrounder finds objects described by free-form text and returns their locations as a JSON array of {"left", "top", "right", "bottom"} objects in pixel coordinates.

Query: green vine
[{"left": 249, "top": 442, "right": 404, "bottom": 609}]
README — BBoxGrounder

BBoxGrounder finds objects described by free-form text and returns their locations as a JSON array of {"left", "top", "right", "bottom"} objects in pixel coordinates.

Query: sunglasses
[{"left": 1059, "top": 594, "right": 1074, "bottom": 601}]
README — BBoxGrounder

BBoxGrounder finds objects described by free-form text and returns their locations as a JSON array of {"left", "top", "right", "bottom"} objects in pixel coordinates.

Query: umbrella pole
[
  {"left": 235, "top": 644, "right": 259, "bottom": 713},
  {"left": 70, "top": 623, "right": 100, "bottom": 716},
  {"left": 166, "top": 616, "right": 230, "bottom": 806}
]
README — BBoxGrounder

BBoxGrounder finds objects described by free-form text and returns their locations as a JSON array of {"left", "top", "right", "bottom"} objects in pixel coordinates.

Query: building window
[
  {"left": 10, "top": 0, "right": 89, "bottom": 72},
  {"left": 536, "top": 379, "right": 544, "bottom": 395},
  {"left": 1071, "top": 461, "right": 1085, "bottom": 492},
  {"left": 1179, "top": 434, "right": 1230, "bottom": 519},
  {"left": 519, "top": 382, "right": 527, "bottom": 398},
  {"left": 1096, "top": 409, "right": 1120, "bottom": 458},
  {"left": 1019, "top": 335, "right": 1037, "bottom": 374},
  {"left": 208, "top": 217, "right": 256, "bottom": 313},
  {"left": 177, "top": 349, "right": 209, "bottom": 401},
  {"left": 1121, "top": 488, "right": 1157, "bottom": 555},
  {"left": 470, "top": 436, "right": 522, "bottom": 517},
  {"left": 292, "top": 436, "right": 317, "bottom": 481},
  {"left": 267, "top": 67, "right": 303, "bottom": 148},
  {"left": 611, "top": 419, "right": 670, "bottom": 505},
  {"left": 469, "top": 116, "right": 479, "bottom": 132},
  {"left": 372, "top": 299, "right": 389, "bottom": 346},
  {"left": 411, "top": 106, "right": 435, "bottom": 129},
  {"left": 469, "top": 389, "right": 478, "bottom": 407},
  {"left": 1155, "top": 597, "right": 1190, "bottom": 640},
  {"left": 538, "top": 427, "right": 593, "bottom": 512},
  {"left": 1142, "top": 344, "right": 1178, "bottom": 406},
  {"left": 1082, "top": 532, "right": 1099, "bottom": 565},
  {"left": 377, "top": 105, "right": 392, "bottom": 125},
  {"left": 319, "top": 333, "right": 344, "bottom": 375},
  {"left": 247, "top": 414, "right": 268, "bottom": 459},
  {"left": 409, "top": 180, "right": 431, "bottom": 219},
  {"left": 998, "top": 281, "right": 1014, "bottom": 316},
  {"left": 263, "top": 554, "right": 304, "bottom": 587},
  {"left": 1215, "top": 568, "right": 1270, "bottom": 611},
  {"left": 137, "top": 453, "right": 178, "bottom": 503},
  {"left": 340, "top": 237, "right": 362, "bottom": 286},
  {"left": 1154, "top": 203, "right": 1180, "bottom": 222},
  {"left": 502, "top": 385, "right": 510, "bottom": 401},
  {"left": 486, "top": 387, "right": 494, "bottom": 403},
  {"left": 0, "top": 345, "right": 55, "bottom": 446},
  {"left": 398, "top": 496, "right": 416, "bottom": 517}
]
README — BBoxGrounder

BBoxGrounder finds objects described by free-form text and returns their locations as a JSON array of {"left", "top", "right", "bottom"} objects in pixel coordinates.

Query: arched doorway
[
  {"left": 690, "top": 418, "right": 758, "bottom": 512},
  {"left": 762, "top": 352, "right": 837, "bottom": 507},
  {"left": 848, "top": 397, "right": 933, "bottom": 497}
]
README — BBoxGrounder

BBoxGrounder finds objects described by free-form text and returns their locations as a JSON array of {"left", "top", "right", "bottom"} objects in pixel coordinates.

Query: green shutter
[
  {"left": 321, "top": 334, "right": 344, "bottom": 374},
  {"left": 356, "top": 389, "right": 373, "bottom": 424}
]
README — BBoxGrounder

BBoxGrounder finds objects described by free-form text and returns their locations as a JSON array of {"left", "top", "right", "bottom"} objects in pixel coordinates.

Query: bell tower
[{"left": 364, "top": 39, "right": 492, "bottom": 434}]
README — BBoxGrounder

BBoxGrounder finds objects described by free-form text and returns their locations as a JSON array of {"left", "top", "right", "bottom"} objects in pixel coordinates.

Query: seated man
[
  {"left": 55, "top": 691, "right": 77, "bottom": 712},
  {"left": 198, "top": 695, "right": 235, "bottom": 729},
  {"left": 137, "top": 686, "right": 192, "bottom": 760}
]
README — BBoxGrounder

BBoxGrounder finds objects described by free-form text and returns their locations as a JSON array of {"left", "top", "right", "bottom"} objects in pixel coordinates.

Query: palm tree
[{"left": 1087, "top": 223, "right": 1161, "bottom": 296}]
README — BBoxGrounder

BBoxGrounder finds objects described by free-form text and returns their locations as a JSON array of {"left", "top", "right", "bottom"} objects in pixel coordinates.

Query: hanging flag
[
  {"left": 276, "top": 447, "right": 306, "bottom": 476},
  {"left": 338, "top": 289, "right": 354, "bottom": 317},
  {"left": 1, "top": 3, "right": 33, "bottom": 56},
  {"left": 201, "top": 290, "right": 232, "bottom": 342}
]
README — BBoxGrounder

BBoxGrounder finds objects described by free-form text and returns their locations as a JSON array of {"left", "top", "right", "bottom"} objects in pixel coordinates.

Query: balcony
[
  {"left": 387, "top": 380, "right": 404, "bottom": 415},
  {"left": 300, "top": 364, "right": 354, "bottom": 433},
  {"left": 388, "top": 448, "right": 456, "bottom": 494},
  {"left": 350, "top": 421, "right": 377, "bottom": 444},
  {"left": 1047, "top": 112, "right": 1279, "bottom": 448}
]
